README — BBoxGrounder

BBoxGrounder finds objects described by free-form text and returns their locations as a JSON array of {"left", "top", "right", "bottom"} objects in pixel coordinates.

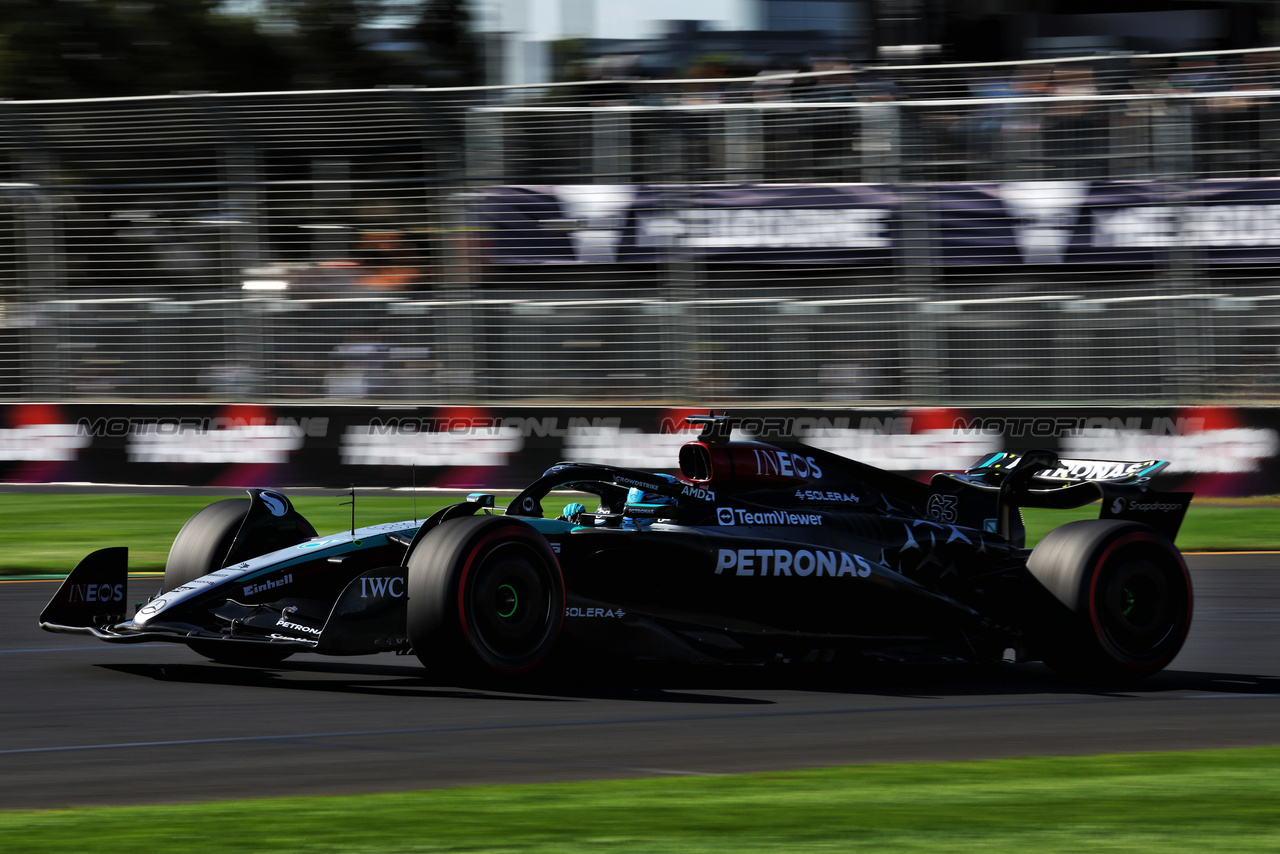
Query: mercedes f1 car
[{"left": 40, "top": 415, "right": 1195, "bottom": 682}]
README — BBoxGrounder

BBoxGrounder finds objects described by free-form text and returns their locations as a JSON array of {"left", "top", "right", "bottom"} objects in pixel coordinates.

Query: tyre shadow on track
[{"left": 95, "top": 656, "right": 1280, "bottom": 704}]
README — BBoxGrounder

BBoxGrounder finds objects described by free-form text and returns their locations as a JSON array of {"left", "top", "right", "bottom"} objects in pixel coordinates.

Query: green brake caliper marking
[{"left": 497, "top": 583, "right": 518, "bottom": 619}]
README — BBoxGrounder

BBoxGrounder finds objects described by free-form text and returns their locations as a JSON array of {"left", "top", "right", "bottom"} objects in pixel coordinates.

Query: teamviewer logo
[{"left": 716, "top": 507, "right": 735, "bottom": 526}]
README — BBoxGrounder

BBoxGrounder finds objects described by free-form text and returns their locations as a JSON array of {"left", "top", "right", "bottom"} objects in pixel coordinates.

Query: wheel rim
[
  {"left": 1095, "top": 551, "right": 1186, "bottom": 665},
  {"left": 462, "top": 540, "right": 559, "bottom": 669}
]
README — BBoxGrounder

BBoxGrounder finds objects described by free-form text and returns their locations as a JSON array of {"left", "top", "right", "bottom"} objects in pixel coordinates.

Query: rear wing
[
  {"left": 932, "top": 450, "right": 1191, "bottom": 546},
  {"left": 971, "top": 452, "right": 1168, "bottom": 487}
]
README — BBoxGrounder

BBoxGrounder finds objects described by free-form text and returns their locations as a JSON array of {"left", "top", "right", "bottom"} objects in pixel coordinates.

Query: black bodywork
[{"left": 41, "top": 415, "right": 1195, "bottom": 680}]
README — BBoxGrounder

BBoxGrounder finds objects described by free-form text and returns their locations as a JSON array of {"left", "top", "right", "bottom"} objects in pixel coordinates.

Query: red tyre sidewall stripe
[
  {"left": 1087, "top": 532, "right": 1193, "bottom": 673},
  {"left": 456, "top": 526, "right": 565, "bottom": 674}
]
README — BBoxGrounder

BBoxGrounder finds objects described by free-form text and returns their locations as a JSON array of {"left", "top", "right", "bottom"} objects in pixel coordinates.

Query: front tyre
[
  {"left": 164, "top": 498, "right": 294, "bottom": 666},
  {"left": 1028, "top": 520, "right": 1192, "bottom": 682},
  {"left": 407, "top": 515, "right": 565, "bottom": 682}
]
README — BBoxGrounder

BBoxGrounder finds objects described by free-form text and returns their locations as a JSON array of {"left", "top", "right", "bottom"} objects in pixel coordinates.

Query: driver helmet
[{"left": 622, "top": 486, "right": 676, "bottom": 529}]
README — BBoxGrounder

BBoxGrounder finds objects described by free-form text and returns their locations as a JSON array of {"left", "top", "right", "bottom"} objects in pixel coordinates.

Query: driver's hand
[{"left": 557, "top": 501, "right": 587, "bottom": 522}]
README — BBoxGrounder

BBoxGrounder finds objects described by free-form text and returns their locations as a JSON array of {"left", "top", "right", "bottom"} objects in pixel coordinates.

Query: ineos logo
[{"left": 69, "top": 583, "right": 125, "bottom": 603}]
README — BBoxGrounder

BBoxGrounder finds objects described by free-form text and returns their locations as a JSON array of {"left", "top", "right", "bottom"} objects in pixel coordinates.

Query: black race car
[{"left": 41, "top": 415, "right": 1194, "bottom": 682}]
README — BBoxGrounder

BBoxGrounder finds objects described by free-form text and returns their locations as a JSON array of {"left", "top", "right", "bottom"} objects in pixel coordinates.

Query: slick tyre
[
  {"left": 1028, "top": 520, "right": 1192, "bottom": 682},
  {"left": 165, "top": 499, "right": 251, "bottom": 590},
  {"left": 165, "top": 499, "right": 293, "bottom": 666},
  {"left": 407, "top": 515, "right": 565, "bottom": 683}
]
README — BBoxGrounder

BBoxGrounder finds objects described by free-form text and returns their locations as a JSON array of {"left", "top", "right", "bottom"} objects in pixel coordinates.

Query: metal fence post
[{"left": 7, "top": 105, "right": 64, "bottom": 398}]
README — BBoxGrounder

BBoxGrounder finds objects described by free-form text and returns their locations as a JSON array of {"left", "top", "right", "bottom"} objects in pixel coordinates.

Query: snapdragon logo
[
  {"left": 715, "top": 548, "right": 871, "bottom": 578},
  {"left": 1111, "top": 498, "right": 1185, "bottom": 514}
]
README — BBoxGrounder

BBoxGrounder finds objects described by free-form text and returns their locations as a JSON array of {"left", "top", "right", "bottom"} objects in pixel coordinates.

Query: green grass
[
  {"left": 0, "top": 493, "right": 466, "bottom": 575},
  {"left": 1024, "top": 500, "right": 1280, "bottom": 552},
  {"left": 3, "top": 747, "right": 1280, "bottom": 852},
  {"left": 0, "top": 493, "right": 1276, "bottom": 575}
]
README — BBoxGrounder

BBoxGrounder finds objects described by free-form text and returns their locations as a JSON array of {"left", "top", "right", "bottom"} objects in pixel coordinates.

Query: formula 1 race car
[{"left": 40, "top": 414, "right": 1195, "bottom": 683}]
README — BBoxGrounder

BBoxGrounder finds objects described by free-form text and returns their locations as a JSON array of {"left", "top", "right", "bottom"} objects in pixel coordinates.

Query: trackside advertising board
[
  {"left": 1, "top": 404, "right": 1278, "bottom": 497},
  {"left": 479, "top": 180, "right": 1280, "bottom": 266}
]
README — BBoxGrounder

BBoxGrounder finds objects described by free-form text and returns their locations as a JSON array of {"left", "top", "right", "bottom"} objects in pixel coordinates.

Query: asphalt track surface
[{"left": 2, "top": 553, "right": 1278, "bottom": 810}]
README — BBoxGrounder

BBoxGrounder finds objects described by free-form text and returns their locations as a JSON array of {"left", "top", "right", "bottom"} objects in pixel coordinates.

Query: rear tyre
[
  {"left": 1028, "top": 520, "right": 1192, "bottom": 682},
  {"left": 164, "top": 499, "right": 294, "bottom": 666},
  {"left": 407, "top": 515, "right": 564, "bottom": 683}
]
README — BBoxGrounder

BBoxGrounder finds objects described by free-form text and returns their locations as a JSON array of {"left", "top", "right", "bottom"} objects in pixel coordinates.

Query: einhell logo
[{"left": 243, "top": 574, "right": 292, "bottom": 597}]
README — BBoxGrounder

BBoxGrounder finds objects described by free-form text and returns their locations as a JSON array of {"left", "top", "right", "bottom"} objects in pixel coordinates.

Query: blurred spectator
[
  {"left": 325, "top": 335, "right": 390, "bottom": 399},
  {"left": 199, "top": 361, "right": 256, "bottom": 399},
  {"left": 751, "top": 61, "right": 798, "bottom": 102},
  {"left": 1043, "top": 65, "right": 1104, "bottom": 179},
  {"left": 807, "top": 59, "right": 858, "bottom": 102},
  {"left": 1170, "top": 55, "right": 1260, "bottom": 175},
  {"left": 819, "top": 349, "right": 883, "bottom": 403},
  {"left": 354, "top": 230, "right": 421, "bottom": 291}
]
